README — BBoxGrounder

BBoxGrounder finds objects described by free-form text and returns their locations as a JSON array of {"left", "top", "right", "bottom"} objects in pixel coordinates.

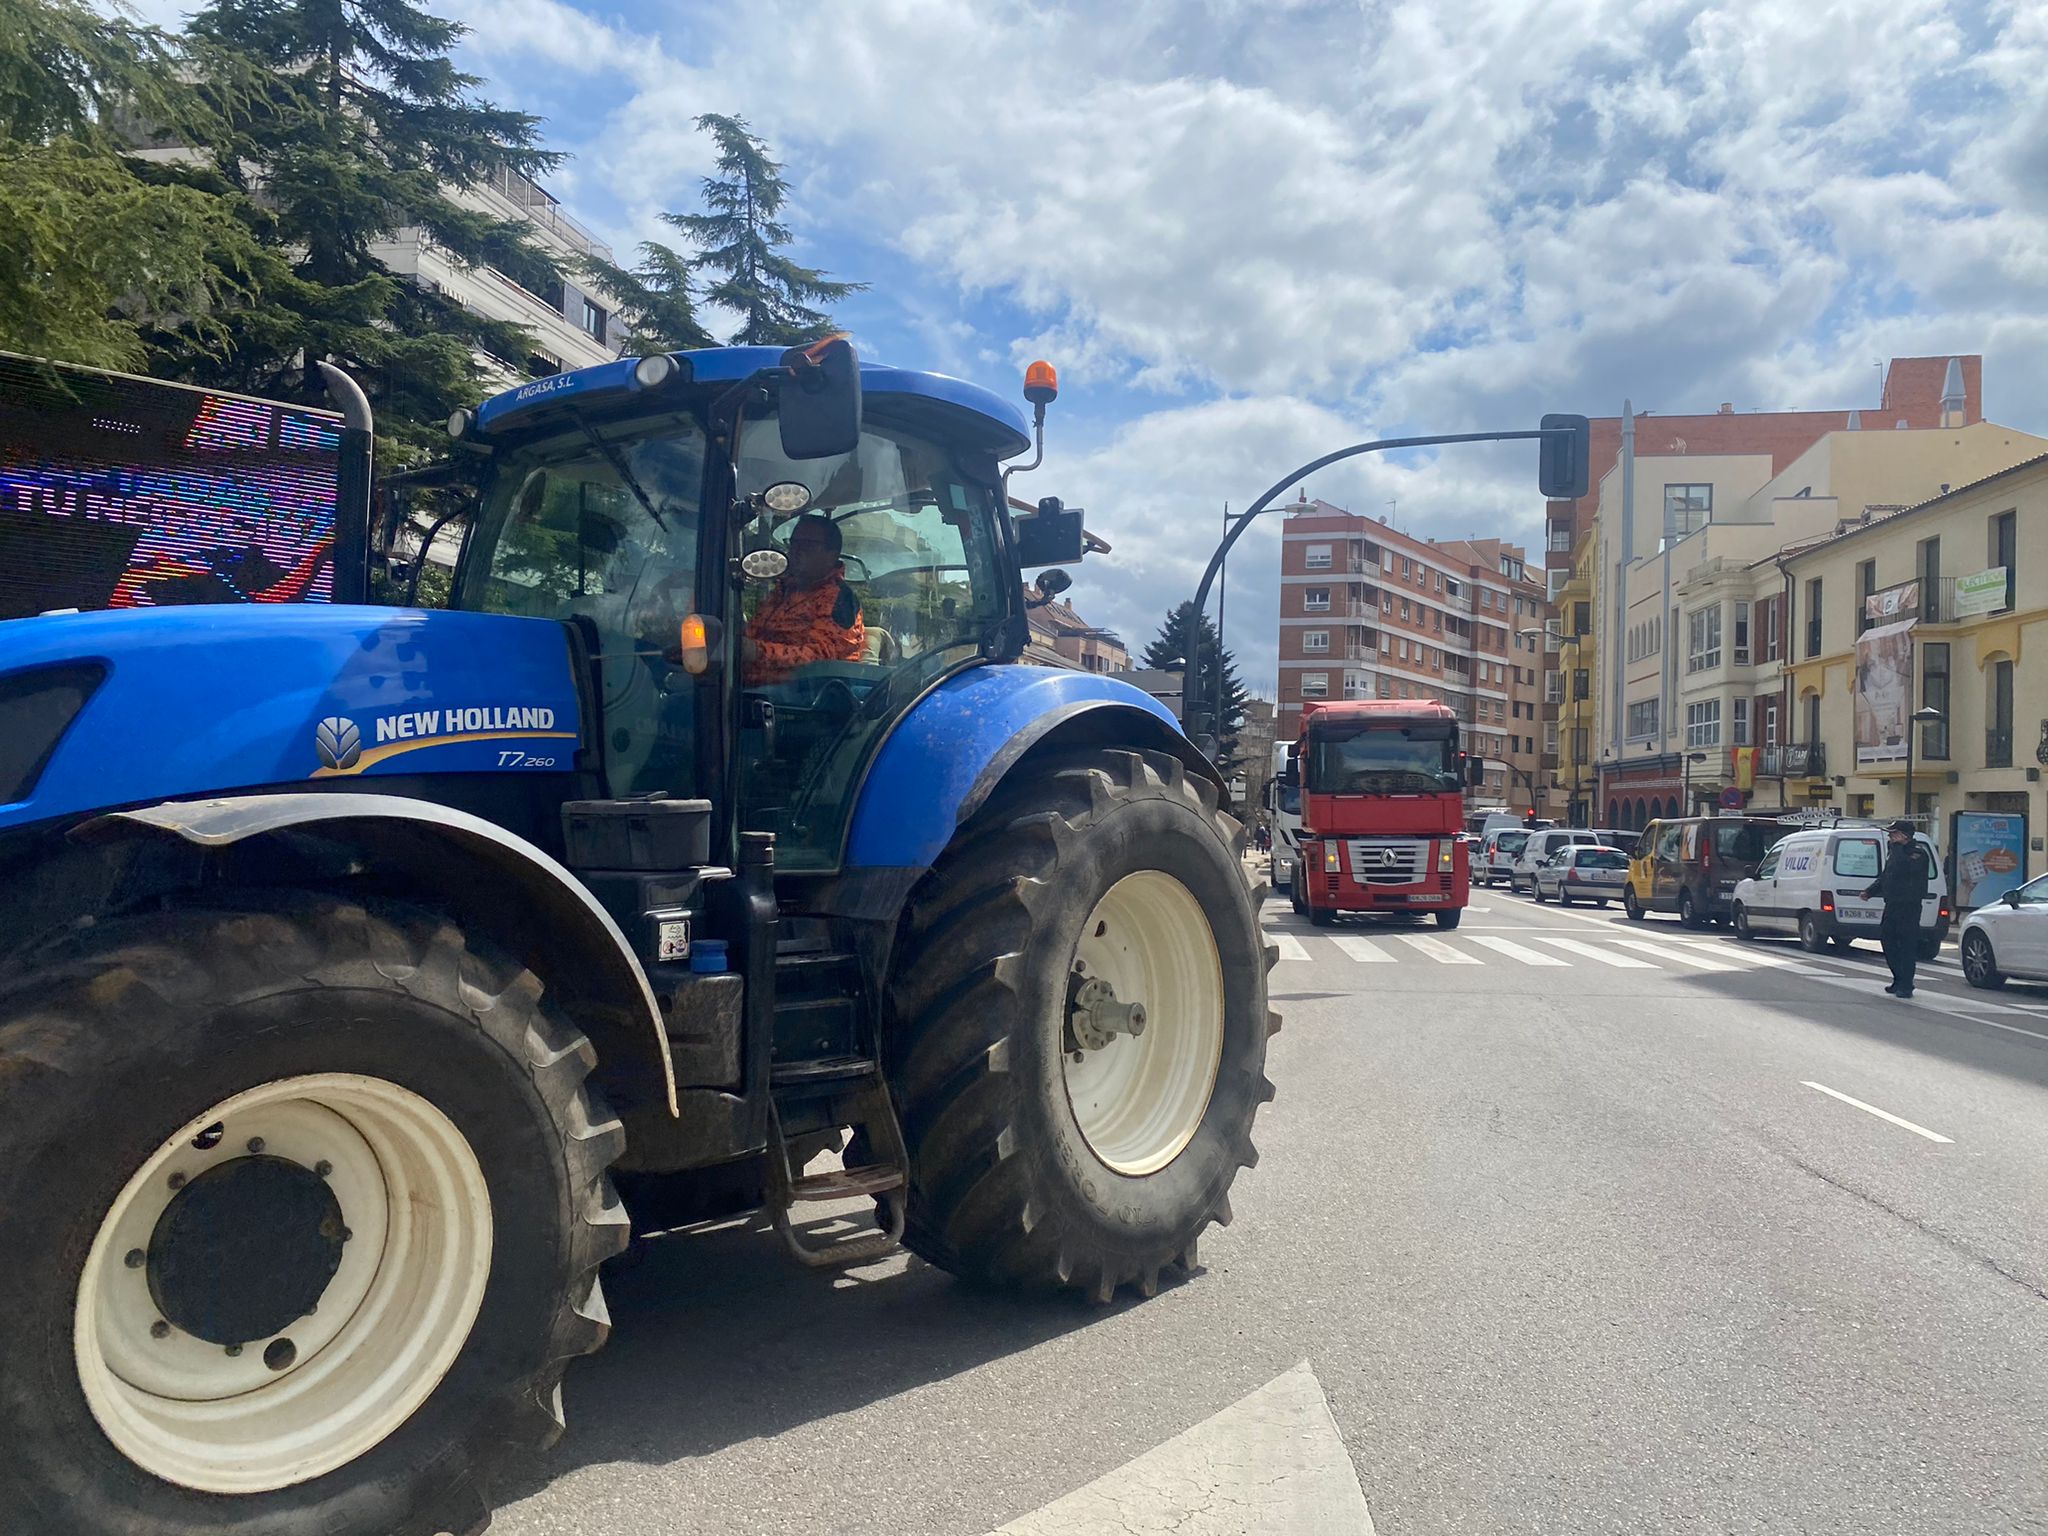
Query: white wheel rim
[
  {"left": 74, "top": 1073, "right": 493, "bottom": 1494},
  {"left": 1061, "top": 871, "right": 1226, "bottom": 1176}
]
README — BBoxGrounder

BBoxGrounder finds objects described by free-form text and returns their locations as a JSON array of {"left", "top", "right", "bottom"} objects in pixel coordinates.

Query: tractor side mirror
[
  {"left": 1034, "top": 568, "right": 1073, "bottom": 601},
  {"left": 1014, "top": 497, "right": 1087, "bottom": 566},
  {"left": 777, "top": 337, "right": 862, "bottom": 460},
  {"left": 1539, "top": 413, "right": 1591, "bottom": 500}
]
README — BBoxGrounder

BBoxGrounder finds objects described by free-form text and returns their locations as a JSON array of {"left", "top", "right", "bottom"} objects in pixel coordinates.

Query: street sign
[{"left": 1719, "top": 786, "right": 1744, "bottom": 808}]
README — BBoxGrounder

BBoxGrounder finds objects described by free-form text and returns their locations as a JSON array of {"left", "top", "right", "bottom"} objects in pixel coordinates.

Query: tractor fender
[
  {"left": 79, "top": 792, "right": 677, "bottom": 1117},
  {"left": 844, "top": 666, "right": 1219, "bottom": 873}
]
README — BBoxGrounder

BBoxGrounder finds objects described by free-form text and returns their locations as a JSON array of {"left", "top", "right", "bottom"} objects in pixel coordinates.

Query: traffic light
[
  {"left": 1539, "top": 413, "right": 1591, "bottom": 500},
  {"left": 1524, "top": 807, "right": 1538, "bottom": 825}
]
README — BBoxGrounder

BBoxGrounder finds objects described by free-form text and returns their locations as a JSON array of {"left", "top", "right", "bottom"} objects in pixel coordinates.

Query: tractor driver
[{"left": 742, "top": 513, "right": 866, "bottom": 685}]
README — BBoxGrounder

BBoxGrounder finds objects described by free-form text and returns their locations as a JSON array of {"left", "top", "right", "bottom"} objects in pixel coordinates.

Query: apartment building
[
  {"left": 371, "top": 166, "right": 633, "bottom": 384},
  {"left": 1541, "top": 355, "right": 1984, "bottom": 585},
  {"left": 1776, "top": 456, "right": 2048, "bottom": 881},
  {"left": 1590, "top": 363, "right": 2047, "bottom": 828},
  {"left": 1024, "top": 594, "right": 1131, "bottom": 674},
  {"left": 1549, "top": 530, "right": 1600, "bottom": 826},
  {"left": 1276, "top": 496, "right": 1554, "bottom": 815}
]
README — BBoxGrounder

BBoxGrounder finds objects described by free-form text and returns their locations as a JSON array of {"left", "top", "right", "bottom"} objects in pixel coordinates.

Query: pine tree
[
  {"left": 668, "top": 114, "right": 863, "bottom": 346},
  {"left": 0, "top": 0, "right": 263, "bottom": 368},
  {"left": 580, "top": 241, "right": 713, "bottom": 353},
  {"left": 1144, "top": 601, "right": 1251, "bottom": 767},
  {"left": 148, "top": 0, "right": 571, "bottom": 454}
]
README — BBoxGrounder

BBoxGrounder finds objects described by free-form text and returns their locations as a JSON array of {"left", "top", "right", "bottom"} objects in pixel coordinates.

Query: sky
[{"left": 139, "top": 0, "right": 2048, "bottom": 690}]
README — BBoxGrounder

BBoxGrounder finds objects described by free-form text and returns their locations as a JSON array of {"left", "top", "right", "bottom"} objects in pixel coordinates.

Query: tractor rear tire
[
  {"left": 0, "top": 896, "right": 627, "bottom": 1536},
  {"left": 886, "top": 749, "right": 1274, "bottom": 1303}
]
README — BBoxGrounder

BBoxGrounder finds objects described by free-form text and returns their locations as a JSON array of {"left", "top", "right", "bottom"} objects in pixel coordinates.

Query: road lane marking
[
  {"left": 1270, "top": 934, "right": 1313, "bottom": 963},
  {"left": 1528, "top": 935, "right": 1655, "bottom": 968},
  {"left": 1466, "top": 935, "right": 1568, "bottom": 966},
  {"left": 1332, "top": 936, "right": 1396, "bottom": 963},
  {"left": 1801, "top": 1081, "right": 1953, "bottom": 1143},
  {"left": 1607, "top": 938, "right": 1738, "bottom": 971},
  {"left": 1395, "top": 934, "right": 1480, "bottom": 964}
]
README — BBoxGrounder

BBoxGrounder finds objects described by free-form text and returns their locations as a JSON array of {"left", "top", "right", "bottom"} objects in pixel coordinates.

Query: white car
[
  {"left": 1509, "top": 829, "right": 1604, "bottom": 893},
  {"left": 1960, "top": 873, "right": 2048, "bottom": 988},
  {"left": 1730, "top": 825, "right": 1947, "bottom": 955},
  {"left": 1480, "top": 828, "right": 1531, "bottom": 887},
  {"left": 1531, "top": 844, "right": 1632, "bottom": 906}
]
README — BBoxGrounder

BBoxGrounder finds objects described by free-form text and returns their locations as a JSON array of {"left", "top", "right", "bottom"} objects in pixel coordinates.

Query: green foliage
[
  {"left": 668, "top": 113, "right": 864, "bottom": 346},
  {"left": 581, "top": 241, "right": 713, "bottom": 353},
  {"left": 1144, "top": 601, "right": 1251, "bottom": 767},
  {"left": 139, "top": 0, "right": 569, "bottom": 456}
]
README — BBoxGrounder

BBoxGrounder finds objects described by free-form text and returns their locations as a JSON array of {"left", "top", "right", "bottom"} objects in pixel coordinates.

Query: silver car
[{"left": 1532, "top": 844, "right": 1633, "bottom": 906}]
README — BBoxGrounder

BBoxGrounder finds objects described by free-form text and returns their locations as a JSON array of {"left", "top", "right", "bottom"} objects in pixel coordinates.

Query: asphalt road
[{"left": 496, "top": 882, "right": 2048, "bottom": 1535}]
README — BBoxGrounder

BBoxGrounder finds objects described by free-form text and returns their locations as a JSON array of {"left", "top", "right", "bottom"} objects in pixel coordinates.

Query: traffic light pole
[{"left": 1188, "top": 422, "right": 1588, "bottom": 754}]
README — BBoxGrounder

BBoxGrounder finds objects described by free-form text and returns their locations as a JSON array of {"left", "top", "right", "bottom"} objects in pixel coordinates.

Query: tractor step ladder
[{"left": 764, "top": 1065, "right": 908, "bottom": 1267}]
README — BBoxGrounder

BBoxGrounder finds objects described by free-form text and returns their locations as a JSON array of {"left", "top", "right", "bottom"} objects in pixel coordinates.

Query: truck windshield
[{"left": 1306, "top": 725, "right": 1460, "bottom": 794}]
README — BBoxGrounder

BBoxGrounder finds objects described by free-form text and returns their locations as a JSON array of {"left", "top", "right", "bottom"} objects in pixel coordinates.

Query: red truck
[{"left": 1285, "top": 699, "right": 1479, "bottom": 929}]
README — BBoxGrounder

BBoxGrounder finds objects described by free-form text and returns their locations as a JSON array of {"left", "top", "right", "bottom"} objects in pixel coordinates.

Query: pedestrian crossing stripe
[
  {"left": 1607, "top": 938, "right": 1737, "bottom": 971},
  {"left": 1527, "top": 935, "right": 1655, "bottom": 968},
  {"left": 1395, "top": 934, "right": 1479, "bottom": 965},
  {"left": 1466, "top": 935, "right": 1568, "bottom": 966},
  {"left": 1270, "top": 934, "right": 1313, "bottom": 964},
  {"left": 1331, "top": 936, "right": 1395, "bottom": 963}
]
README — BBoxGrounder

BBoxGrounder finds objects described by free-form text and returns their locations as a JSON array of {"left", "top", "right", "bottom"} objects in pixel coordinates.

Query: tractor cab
[{"left": 450, "top": 344, "right": 1054, "bottom": 872}]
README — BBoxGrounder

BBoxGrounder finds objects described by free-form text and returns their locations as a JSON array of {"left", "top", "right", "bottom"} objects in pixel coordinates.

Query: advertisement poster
[
  {"left": 1954, "top": 567, "right": 2008, "bottom": 617},
  {"left": 0, "top": 353, "right": 342, "bottom": 620},
  {"left": 1854, "top": 618, "right": 1915, "bottom": 767},
  {"left": 1952, "top": 811, "right": 2028, "bottom": 908}
]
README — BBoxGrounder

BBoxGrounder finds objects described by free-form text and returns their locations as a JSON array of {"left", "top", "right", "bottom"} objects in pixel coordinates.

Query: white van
[{"left": 1730, "top": 825, "right": 1949, "bottom": 955}]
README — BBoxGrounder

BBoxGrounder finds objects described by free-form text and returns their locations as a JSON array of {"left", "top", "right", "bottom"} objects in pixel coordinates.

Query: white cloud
[{"left": 435, "top": 0, "right": 2048, "bottom": 688}]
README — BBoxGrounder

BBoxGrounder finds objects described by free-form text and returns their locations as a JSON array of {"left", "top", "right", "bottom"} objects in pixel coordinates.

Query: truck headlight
[
  {"left": 1438, "top": 841, "right": 1454, "bottom": 871},
  {"left": 1323, "top": 843, "right": 1340, "bottom": 873}
]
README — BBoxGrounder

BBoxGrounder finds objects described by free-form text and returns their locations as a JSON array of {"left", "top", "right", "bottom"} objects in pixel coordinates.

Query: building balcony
[{"left": 1757, "top": 743, "right": 1827, "bottom": 779}]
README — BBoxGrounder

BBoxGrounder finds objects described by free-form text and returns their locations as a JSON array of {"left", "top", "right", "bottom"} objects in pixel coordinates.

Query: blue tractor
[{"left": 0, "top": 341, "right": 1274, "bottom": 1536}]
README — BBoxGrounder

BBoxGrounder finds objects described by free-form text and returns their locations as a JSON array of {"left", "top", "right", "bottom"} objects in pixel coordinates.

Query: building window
[
  {"left": 1686, "top": 605, "right": 1722, "bottom": 672},
  {"left": 1433, "top": 610, "right": 1444, "bottom": 632},
  {"left": 1381, "top": 593, "right": 1392, "bottom": 614},
  {"left": 1916, "top": 536, "right": 1942, "bottom": 622},
  {"left": 1399, "top": 599, "right": 1411, "bottom": 621},
  {"left": 1548, "top": 522, "right": 1572, "bottom": 553},
  {"left": 1546, "top": 671, "right": 1564, "bottom": 704},
  {"left": 1686, "top": 700, "right": 1722, "bottom": 748},
  {"left": 1856, "top": 558, "right": 1878, "bottom": 633},
  {"left": 1987, "top": 658, "right": 2014, "bottom": 767},
  {"left": 1921, "top": 643, "right": 1949, "bottom": 760},
  {"left": 1804, "top": 578, "right": 1823, "bottom": 657},
  {"left": 1663, "top": 484, "right": 1712, "bottom": 542},
  {"left": 1732, "top": 601, "right": 1750, "bottom": 665},
  {"left": 1803, "top": 693, "right": 1821, "bottom": 749},
  {"left": 1303, "top": 630, "right": 1329, "bottom": 652},
  {"left": 1303, "top": 587, "right": 1330, "bottom": 610},
  {"left": 1761, "top": 595, "right": 1781, "bottom": 663},
  {"left": 1626, "top": 699, "right": 1660, "bottom": 741},
  {"left": 1433, "top": 571, "right": 1444, "bottom": 592},
  {"left": 1761, "top": 699, "right": 1779, "bottom": 748},
  {"left": 1397, "top": 638, "right": 1408, "bottom": 660},
  {"left": 1400, "top": 556, "right": 1413, "bottom": 579},
  {"left": 1991, "top": 510, "right": 2017, "bottom": 611},
  {"left": 1446, "top": 577, "right": 1461, "bottom": 597},
  {"left": 1732, "top": 696, "right": 1750, "bottom": 745},
  {"left": 1571, "top": 726, "right": 1589, "bottom": 762},
  {"left": 1573, "top": 667, "right": 1590, "bottom": 701},
  {"left": 1544, "top": 721, "right": 1559, "bottom": 755},
  {"left": 1301, "top": 672, "right": 1329, "bottom": 698},
  {"left": 580, "top": 296, "right": 608, "bottom": 340},
  {"left": 1305, "top": 544, "right": 1332, "bottom": 570}
]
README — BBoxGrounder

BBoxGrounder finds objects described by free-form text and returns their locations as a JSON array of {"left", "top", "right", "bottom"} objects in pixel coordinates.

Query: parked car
[
  {"left": 1624, "top": 815, "right": 1792, "bottom": 927},
  {"left": 1480, "top": 827, "right": 1531, "bottom": 887},
  {"left": 1959, "top": 873, "right": 2048, "bottom": 987},
  {"left": 1509, "top": 828, "right": 1607, "bottom": 893},
  {"left": 1729, "top": 824, "right": 1949, "bottom": 956},
  {"left": 1532, "top": 843, "right": 1633, "bottom": 906}
]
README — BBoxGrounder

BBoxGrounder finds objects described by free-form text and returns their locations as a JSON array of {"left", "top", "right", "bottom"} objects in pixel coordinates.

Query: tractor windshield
[
  {"left": 459, "top": 412, "right": 708, "bottom": 798},
  {"left": 733, "top": 410, "right": 1011, "bottom": 869}
]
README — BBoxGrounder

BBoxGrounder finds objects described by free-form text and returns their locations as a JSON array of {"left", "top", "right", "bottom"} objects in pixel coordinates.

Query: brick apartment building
[{"left": 1276, "top": 494, "right": 1555, "bottom": 816}]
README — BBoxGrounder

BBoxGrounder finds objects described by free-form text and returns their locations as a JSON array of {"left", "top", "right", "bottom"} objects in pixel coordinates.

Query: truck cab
[{"left": 1288, "top": 699, "right": 1474, "bottom": 929}]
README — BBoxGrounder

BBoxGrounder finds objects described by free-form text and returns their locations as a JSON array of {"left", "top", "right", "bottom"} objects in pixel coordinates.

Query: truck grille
[{"left": 1346, "top": 838, "right": 1429, "bottom": 885}]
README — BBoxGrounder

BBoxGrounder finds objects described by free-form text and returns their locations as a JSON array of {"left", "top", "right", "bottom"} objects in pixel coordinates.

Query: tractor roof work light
[{"left": 633, "top": 354, "right": 679, "bottom": 390}]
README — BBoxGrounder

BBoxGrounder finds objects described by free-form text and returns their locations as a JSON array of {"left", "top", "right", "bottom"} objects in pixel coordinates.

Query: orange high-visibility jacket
[{"left": 744, "top": 569, "right": 865, "bottom": 684}]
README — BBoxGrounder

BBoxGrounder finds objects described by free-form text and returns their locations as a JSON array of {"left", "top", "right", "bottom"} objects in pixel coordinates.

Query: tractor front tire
[
  {"left": 0, "top": 896, "right": 627, "bottom": 1536},
  {"left": 887, "top": 749, "right": 1274, "bottom": 1303}
]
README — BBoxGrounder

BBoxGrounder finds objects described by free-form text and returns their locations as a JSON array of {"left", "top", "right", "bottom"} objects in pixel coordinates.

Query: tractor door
[
  {"left": 456, "top": 414, "right": 710, "bottom": 801},
  {"left": 731, "top": 414, "right": 1013, "bottom": 871}
]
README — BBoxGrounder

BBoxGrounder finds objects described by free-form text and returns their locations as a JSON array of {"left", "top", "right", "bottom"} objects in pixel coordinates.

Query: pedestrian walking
[{"left": 1861, "top": 819, "right": 1931, "bottom": 998}]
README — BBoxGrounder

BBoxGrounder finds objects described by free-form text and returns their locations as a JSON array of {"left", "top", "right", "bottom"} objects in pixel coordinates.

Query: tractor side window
[
  {"left": 732, "top": 416, "right": 1008, "bottom": 870},
  {"left": 463, "top": 417, "right": 707, "bottom": 799}
]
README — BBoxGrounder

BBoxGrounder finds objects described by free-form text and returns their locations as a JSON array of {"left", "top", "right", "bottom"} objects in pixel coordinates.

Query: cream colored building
[
  {"left": 1593, "top": 412, "right": 2048, "bottom": 827},
  {"left": 1779, "top": 455, "right": 2048, "bottom": 881}
]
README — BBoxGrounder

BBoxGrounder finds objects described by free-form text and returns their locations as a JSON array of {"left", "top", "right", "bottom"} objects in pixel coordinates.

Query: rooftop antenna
[{"left": 1385, "top": 497, "right": 1398, "bottom": 530}]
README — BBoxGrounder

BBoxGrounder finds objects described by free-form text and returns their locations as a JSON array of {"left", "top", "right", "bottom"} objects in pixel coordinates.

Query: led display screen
[{"left": 0, "top": 352, "right": 343, "bottom": 620}]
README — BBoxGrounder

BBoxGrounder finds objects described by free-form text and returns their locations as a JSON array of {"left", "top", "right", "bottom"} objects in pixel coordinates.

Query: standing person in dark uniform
[{"left": 1862, "top": 820, "right": 1932, "bottom": 998}]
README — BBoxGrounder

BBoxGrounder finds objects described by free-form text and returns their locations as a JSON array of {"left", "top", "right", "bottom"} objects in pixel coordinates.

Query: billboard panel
[
  {"left": 1853, "top": 618, "right": 1915, "bottom": 768},
  {"left": 0, "top": 353, "right": 342, "bottom": 620},
  {"left": 1952, "top": 811, "right": 2028, "bottom": 909}
]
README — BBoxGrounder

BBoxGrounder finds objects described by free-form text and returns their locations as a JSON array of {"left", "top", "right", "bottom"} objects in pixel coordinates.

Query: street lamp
[
  {"left": 1683, "top": 750, "right": 1707, "bottom": 813},
  {"left": 1905, "top": 705, "right": 1944, "bottom": 825}
]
